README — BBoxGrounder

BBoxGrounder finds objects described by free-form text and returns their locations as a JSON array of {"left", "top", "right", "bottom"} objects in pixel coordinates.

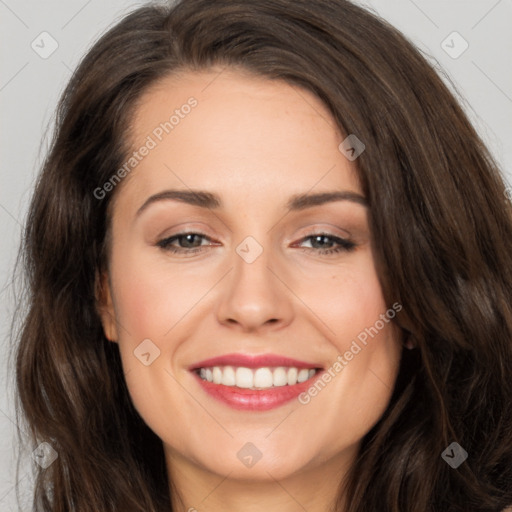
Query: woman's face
[{"left": 98, "top": 68, "right": 402, "bottom": 485}]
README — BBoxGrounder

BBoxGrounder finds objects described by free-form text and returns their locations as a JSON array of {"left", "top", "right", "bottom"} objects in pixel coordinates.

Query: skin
[{"left": 97, "top": 67, "right": 403, "bottom": 512}]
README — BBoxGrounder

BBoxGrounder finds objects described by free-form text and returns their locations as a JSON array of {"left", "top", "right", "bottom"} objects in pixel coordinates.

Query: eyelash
[{"left": 156, "top": 231, "right": 356, "bottom": 256}]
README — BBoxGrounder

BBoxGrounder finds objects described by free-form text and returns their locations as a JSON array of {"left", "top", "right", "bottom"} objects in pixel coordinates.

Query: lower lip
[{"left": 192, "top": 371, "right": 322, "bottom": 411}]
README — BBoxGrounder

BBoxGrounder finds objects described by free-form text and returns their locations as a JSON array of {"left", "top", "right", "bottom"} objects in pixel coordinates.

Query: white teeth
[
  {"left": 221, "top": 366, "right": 236, "bottom": 386},
  {"left": 273, "top": 367, "right": 288, "bottom": 387},
  {"left": 212, "top": 366, "right": 222, "bottom": 384},
  {"left": 254, "top": 368, "right": 273, "bottom": 388},
  {"left": 235, "top": 367, "right": 254, "bottom": 388},
  {"left": 297, "top": 369, "right": 309, "bottom": 383},
  {"left": 197, "top": 365, "right": 318, "bottom": 389},
  {"left": 287, "top": 367, "right": 298, "bottom": 385}
]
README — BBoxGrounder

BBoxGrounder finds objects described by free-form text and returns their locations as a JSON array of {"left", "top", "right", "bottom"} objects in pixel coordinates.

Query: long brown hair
[{"left": 12, "top": 0, "right": 512, "bottom": 510}]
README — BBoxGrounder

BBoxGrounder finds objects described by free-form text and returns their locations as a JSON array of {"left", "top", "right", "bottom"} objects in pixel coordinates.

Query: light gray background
[{"left": 1, "top": 0, "right": 511, "bottom": 509}]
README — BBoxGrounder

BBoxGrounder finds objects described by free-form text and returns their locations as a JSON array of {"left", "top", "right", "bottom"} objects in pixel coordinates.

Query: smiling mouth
[
  {"left": 195, "top": 365, "right": 319, "bottom": 390},
  {"left": 189, "top": 353, "right": 324, "bottom": 410}
]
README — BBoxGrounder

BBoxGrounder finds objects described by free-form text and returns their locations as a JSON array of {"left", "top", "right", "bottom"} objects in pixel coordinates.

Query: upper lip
[{"left": 189, "top": 353, "right": 323, "bottom": 370}]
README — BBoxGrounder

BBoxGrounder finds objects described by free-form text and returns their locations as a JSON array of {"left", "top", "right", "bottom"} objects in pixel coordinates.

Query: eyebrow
[{"left": 135, "top": 189, "right": 368, "bottom": 217}]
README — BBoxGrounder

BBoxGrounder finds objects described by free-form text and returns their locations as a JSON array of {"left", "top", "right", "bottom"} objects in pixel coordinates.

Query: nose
[{"left": 215, "top": 239, "right": 294, "bottom": 333}]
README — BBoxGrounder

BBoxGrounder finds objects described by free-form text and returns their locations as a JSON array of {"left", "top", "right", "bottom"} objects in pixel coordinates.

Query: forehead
[{"left": 115, "top": 68, "right": 361, "bottom": 212}]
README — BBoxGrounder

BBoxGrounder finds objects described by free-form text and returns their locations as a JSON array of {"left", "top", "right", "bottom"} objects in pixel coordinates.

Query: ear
[{"left": 95, "top": 270, "right": 119, "bottom": 343}]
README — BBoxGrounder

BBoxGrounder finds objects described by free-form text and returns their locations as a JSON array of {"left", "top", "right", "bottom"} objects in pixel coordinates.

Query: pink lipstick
[{"left": 189, "top": 353, "right": 323, "bottom": 411}]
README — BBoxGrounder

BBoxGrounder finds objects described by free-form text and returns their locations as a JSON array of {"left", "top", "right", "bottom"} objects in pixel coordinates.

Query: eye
[
  {"left": 296, "top": 233, "right": 356, "bottom": 255},
  {"left": 156, "top": 231, "right": 356, "bottom": 256},
  {"left": 156, "top": 232, "right": 215, "bottom": 254}
]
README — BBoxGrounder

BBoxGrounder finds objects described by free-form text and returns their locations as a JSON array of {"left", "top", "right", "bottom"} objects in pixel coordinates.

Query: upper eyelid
[{"left": 161, "top": 221, "right": 354, "bottom": 239}]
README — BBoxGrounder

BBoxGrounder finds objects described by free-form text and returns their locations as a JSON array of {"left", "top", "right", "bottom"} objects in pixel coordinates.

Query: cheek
[
  {"left": 108, "top": 255, "right": 193, "bottom": 438},
  {"left": 291, "top": 256, "right": 401, "bottom": 437},
  {"left": 298, "top": 253, "right": 389, "bottom": 347},
  {"left": 295, "top": 322, "right": 401, "bottom": 457},
  {"left": 110, "top": 247, "right": 211, "bottom": 338}
]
